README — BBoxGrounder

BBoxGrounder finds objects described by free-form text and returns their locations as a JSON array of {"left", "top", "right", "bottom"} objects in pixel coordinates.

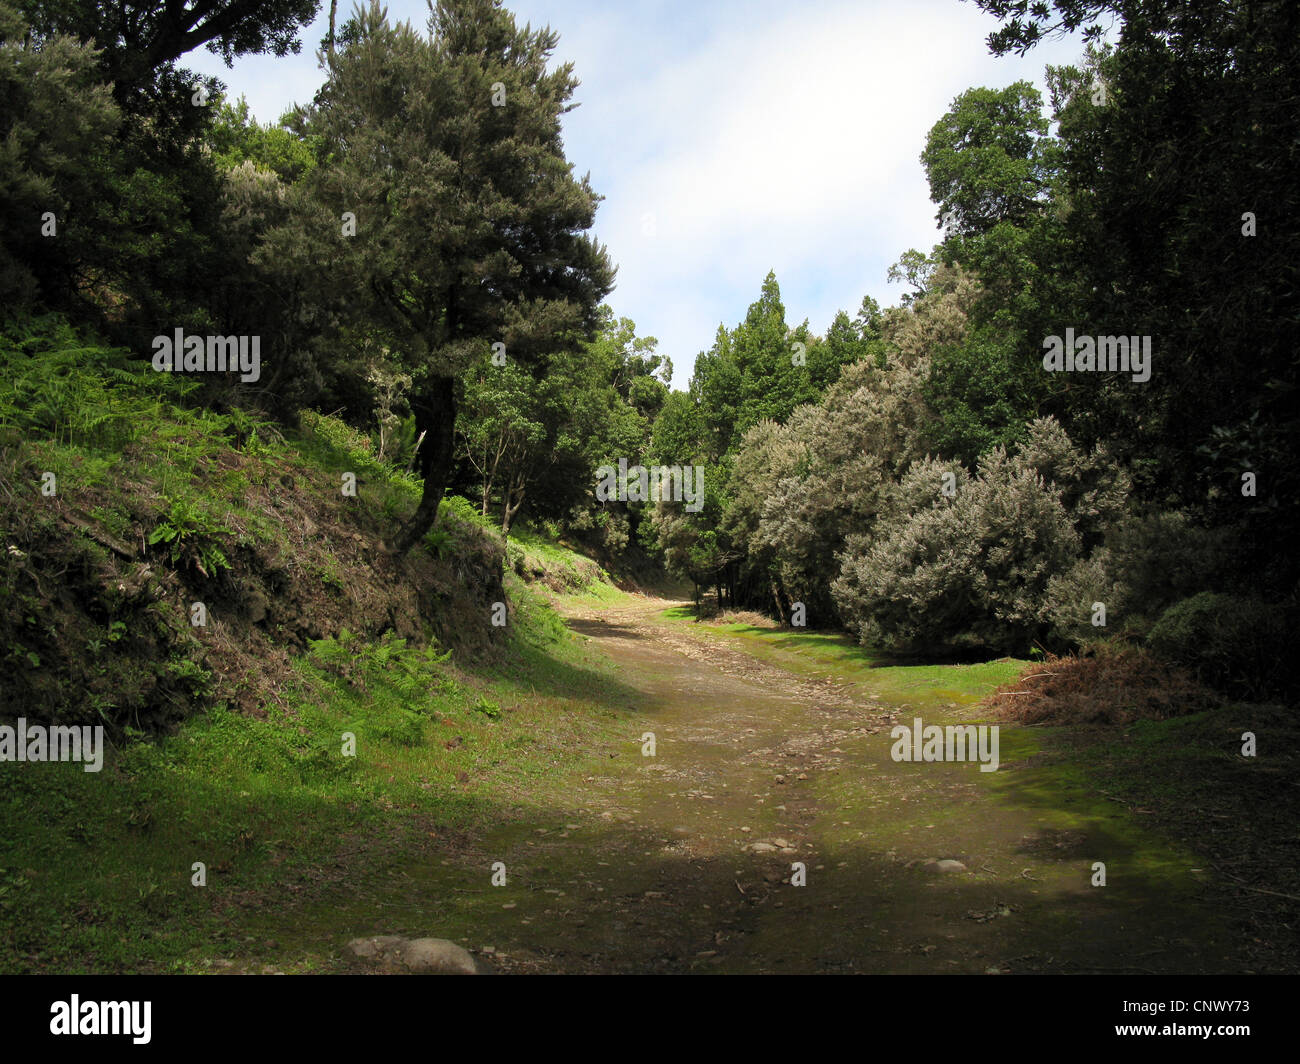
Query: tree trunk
[
  {"left": 771, "top": 580, "right": 785, "bottom": 625},
  {"left": 501, "top": 471, "right": 526, "bottom": 537},
  {"left": 394, "top": 375, "right": 456, "bottom": 553}
]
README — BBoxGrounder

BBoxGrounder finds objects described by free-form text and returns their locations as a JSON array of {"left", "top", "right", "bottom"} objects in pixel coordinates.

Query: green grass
[
  {"left": 657, "top": 608, "right": 1028, "bottom": 712},
  {"left": 503, "top": 525, "right": 615, "bottom": 596},
  {"left": 0, "top": 314, "right": 645, "bottom": 972},
  {"left": 0, "top": 585, "right": 635, "bottom": 974}
]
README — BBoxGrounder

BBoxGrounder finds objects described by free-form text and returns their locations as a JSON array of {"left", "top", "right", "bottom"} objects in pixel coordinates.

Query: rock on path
[{"left": 345, "top": 935, "right": 480, "bottom": 975}]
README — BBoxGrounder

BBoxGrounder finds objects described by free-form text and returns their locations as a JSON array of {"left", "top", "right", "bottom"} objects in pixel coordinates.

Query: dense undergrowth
[{"left": 0, "top": 314, "right": 518, "bottom": 733}]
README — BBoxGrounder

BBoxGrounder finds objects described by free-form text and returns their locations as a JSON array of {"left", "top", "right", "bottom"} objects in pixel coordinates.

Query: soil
[{"left": 276, "top": 592, "right": 1247, "bottom": 975}]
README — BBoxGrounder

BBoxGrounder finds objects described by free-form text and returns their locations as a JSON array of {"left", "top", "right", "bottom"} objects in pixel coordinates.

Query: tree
[
  {"left": 294, "top": 0, "right": 614, "bottom": 552},
  {"left": 0, "top": 2, "right": 120, "bottom": 308},
  {"left": 689, "top": 272, "right": 818, "bottom": 459},
  {"left": 18, "top": 0, "right": 320, "bottom": 104},
  {"left": 210, "top": 96, "right": 318, "bottom": 183},
  {"left": 917, "top": 83, "right": 1068, "bottom": 462},
  {"left": 457, "top": 360, "right": 548, "bottom": 533},
  {"left": 921, "top": 81, "right": 1056, "bottom": 240},
  {"left": 976, "top": 0, "right": 1300, "bottom": 591},
  {"left": 833, "top": 443, "right": 1081, "bottom": 656}
]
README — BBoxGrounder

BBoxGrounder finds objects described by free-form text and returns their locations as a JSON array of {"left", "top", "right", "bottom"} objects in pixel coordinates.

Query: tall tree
[
  {"left": 918, "top": 81, "right": 1068, "bottom": 461},
  {"left": 0, "top": 2, "right": 120, "bottom": 308},
  {"left": 689, "top": 272, "right": 818, "bottom": 460},
  {"left": 974, "top": 0, "right": 1300, "bottom": 590},
  {"left": 295, "top": 0, "right": 614, "bottom": 551}
]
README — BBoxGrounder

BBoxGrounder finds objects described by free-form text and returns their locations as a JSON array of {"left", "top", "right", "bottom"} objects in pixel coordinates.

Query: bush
[
  {"left": 505, "top": 541, "right": 527, "bottom": 576},
  {"left": 1043, "top": 550, "right": 1126, "bottom": 649},
  {"left": 1146, "top": 592, "right": 1289, "bottom": 699},
  {"left": 1043, "top": 510, "right": 1240, "bottom": 650},
  {"left": 833, "top": 446, "right": 1078, "bottom": 654},
  {"left": 1103, "top": 510, "right": 1237, "bottom": 627}
]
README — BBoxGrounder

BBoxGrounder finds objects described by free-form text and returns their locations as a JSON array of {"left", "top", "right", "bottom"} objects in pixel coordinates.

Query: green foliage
[
  {"left": 147, "top": 497, "right": 232, "bottom": 574},
  {"left": 0, "top": 2, "right": 121, "bottom": 306},
  {"left": 0, "top": 314, "right": 193, "bottom": 448},
  {"left": 917, "top": 81, "right": 1065, "bottom": 462},
  {"left": 688, "top": 272, "right": 824, "bottom": 460},
  {"left": 1030, "top": 3, "right": 1300, "bottom": 589},
  {"left": 439, "top": 493, "right": 497, "bottom": 531},
  {"left": 1146, "top": 593, "right": 1289, "bottom": 700},
  {"left": 921, "top": 81, "right": 1056, "bottom": 239},
  {"left": 17, "top": 0, "right": 321, "bottom": 102},
  {"left": 277, "top": 0, "right": 615, "bottom": 549},
  {"left": 424, "top": 528, "right": 453, "bottom": 559},
  {"left": 472, "top": 695, "right": 502, "bottom": 721},
  {"left": 833, "top": 440, "right": 1082, "bottom": 655},
  {"left": 721, "top": 278, "right": 948, "bottom": 617},
  {"left": 210, "top": 96, "right": 318, "bottom": 183}
]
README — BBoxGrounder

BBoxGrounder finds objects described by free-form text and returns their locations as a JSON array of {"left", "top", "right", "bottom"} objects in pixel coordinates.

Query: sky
[{"left": 185, "top": 0, "right": 1093, "bottom": 390}]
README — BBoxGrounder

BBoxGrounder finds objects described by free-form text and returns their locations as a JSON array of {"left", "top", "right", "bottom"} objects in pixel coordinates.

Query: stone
[
  {"left": 344, "top": 934, "right": 404, "bottom": 961},
  {"left": 345, "top": 935, "right": 479, "bottom": 975},
  {"left": 749, "top": 842, "right": 777, "bottom": 853}
]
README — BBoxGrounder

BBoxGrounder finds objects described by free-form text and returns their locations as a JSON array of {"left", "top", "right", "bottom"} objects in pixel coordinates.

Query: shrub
[
  {"left": 1043, "top": 550, "right": 1127, "bottom": 649},
  {"left": 1015, "top": 416, "right": 1130, "bottom": 546},
  {"left": 833, "top": 446, "right": 1078, "bottom": 654},
  {"left": 147, "top": 496, "right": 233, "bottom": 575},
  {"left": 1146, "top": 592, "right": 1289, "bottom": 699},
  {"left": 1106, "top": 512, "right": 1237, "bottom": 614}
]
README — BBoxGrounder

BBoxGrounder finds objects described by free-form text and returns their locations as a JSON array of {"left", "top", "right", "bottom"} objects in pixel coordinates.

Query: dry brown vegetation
[{"left": 983, "top": 645, "right": 1218, "bottom": 725}]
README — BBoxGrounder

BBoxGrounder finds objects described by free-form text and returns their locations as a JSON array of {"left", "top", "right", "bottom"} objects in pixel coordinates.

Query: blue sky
[{"left": 185, "top": 0, "right": 1092, "bottom": 389}]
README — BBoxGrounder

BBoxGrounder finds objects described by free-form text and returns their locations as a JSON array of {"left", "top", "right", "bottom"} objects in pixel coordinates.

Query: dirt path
[{"left": 456, "top": 593, "right": 1240, "bottom": 974}]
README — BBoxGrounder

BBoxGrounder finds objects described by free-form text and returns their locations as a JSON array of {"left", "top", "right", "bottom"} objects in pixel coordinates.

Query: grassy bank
[
  {"left": 0, "top": 572, "right": 647, "bottom": 974},
  {"left": 0, "top": 316, "right": 644, "bottom": 973}
]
